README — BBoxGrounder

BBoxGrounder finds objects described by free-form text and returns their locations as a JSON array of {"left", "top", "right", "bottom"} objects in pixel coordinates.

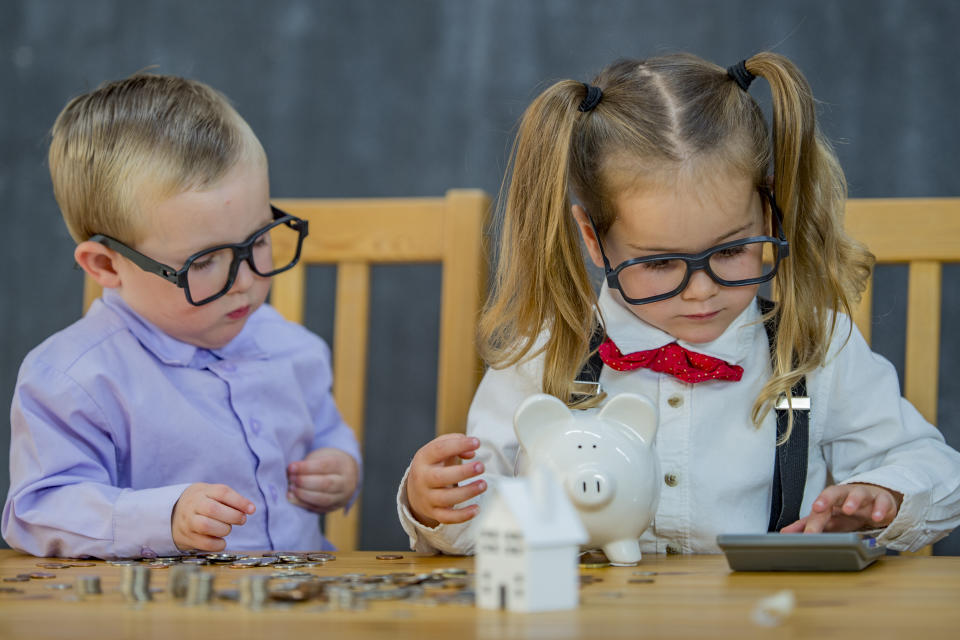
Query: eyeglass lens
[
  {"left": 186, "top": 221, "right": 301, "bottom": 303},
  {"left": 616, "top": 240, "right": 780, "bottom": 301}
]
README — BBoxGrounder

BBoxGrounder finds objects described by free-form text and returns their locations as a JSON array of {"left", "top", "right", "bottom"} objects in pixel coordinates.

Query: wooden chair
[
  {"left": 845, "top": 197, "right": 960, "bottom": 556},
  {"left": 83, "top": 189, "right": 491, "bottom": 551}
]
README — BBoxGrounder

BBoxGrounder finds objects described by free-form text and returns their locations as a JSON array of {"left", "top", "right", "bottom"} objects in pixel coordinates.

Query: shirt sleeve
[
  {"left": 2, "top": 359, "right": 189, "bottom": 559},
  {"left": 395, "top": 360, "right": 541, "bottom": 554},
  {"left": 304, "top": 338, "right": 363, "bottom": 507},
  {"left": 817, "top": 315, "right": 960, "bottom": 551}
]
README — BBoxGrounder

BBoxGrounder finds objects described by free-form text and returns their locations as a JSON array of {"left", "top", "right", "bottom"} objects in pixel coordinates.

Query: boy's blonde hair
[
  {"left": 480, "top": 52, "right": 874, "bottom": 438},
  {"left": 49, "top": 73, "right": 265, "bottom": 245}
]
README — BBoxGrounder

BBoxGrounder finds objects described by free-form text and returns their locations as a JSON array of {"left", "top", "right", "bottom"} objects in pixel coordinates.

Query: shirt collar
[
  {"left": 99, "top": 288, "right": 268, "bottom": 366},
  {"left": 596, "top": 282, "right": 760, "bottom": 365}
]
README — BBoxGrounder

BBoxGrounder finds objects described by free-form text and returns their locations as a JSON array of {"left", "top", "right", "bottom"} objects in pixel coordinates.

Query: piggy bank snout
[{"left": 566, "top": 469, "right": 615, "bottom": 509}]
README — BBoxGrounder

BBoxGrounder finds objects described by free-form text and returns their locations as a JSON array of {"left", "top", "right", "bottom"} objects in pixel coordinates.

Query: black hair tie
[
  {"left": 727, "top": 60, "right": 755, "bottom": 92},
  {"left": 578, "top": 83, "right": 603, "bottom": 112}
]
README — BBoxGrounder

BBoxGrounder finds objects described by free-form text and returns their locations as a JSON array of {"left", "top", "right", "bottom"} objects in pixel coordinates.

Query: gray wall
[{"left": 2, "top": 0, "right": 958, "bottom": 554}]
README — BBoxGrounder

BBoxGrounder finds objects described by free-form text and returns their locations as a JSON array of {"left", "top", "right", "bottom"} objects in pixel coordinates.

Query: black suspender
[
  {"left": 758, "top": 298, "right": 809, "bottom": 532},
  {"left": 572, "top": 297, "right": 809, "bottom": 532}
]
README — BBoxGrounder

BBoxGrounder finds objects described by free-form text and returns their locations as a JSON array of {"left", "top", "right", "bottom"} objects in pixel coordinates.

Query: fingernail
[
  {"left": 469, "top": 437, "right": 480, "bottom": 447},
  {"left": 473, "top": 462, "right": 483, "bottom": 473},
  {"left": 477, "top": 481, "right": 486, "bottom": 491}
]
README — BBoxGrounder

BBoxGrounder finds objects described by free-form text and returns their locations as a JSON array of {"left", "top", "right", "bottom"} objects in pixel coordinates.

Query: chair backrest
[
  {"left": 845, "top": 198, "right": 960, "bottom": 556},
  {"left": 845, "top": 198, "right": 960, "bottom": 428},
  {"left": 83, "top": 189, "right": 491, "bottom": 551}
]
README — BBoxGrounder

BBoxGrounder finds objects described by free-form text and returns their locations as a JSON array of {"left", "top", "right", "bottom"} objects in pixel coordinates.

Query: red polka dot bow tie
[{"left": 598, "top": 337, "right": 744, "bottom": 384}]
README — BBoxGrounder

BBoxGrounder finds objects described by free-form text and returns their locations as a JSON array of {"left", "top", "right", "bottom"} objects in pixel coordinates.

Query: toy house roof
[{"left": 481, "top": 470, "right": 588, "bottom": 548}]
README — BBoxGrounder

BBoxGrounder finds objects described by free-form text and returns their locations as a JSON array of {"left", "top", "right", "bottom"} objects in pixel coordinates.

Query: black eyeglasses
[
  {"left": 90, "top": 205, "right": 309, "bottom": 306},
  {"left": 590, "top": 188, "right": 790, "bottom": 305}
]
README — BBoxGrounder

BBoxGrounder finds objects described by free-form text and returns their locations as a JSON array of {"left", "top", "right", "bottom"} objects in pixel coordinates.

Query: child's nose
[
  {"left": 229, "top": 259, "right": 257, "bottom": 293},
  {"left": 680, "top": 268, "right": 719, "bottom": 301}
]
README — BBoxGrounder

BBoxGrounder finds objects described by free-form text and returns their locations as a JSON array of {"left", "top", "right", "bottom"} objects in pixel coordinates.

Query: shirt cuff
[{"left": 113, "top": 483, "right": 192, "bottom": 558}]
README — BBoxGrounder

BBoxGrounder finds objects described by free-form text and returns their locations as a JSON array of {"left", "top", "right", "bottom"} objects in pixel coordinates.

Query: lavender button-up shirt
[{"left": 3, "top": 289, "right": 361, "bottom": 558}]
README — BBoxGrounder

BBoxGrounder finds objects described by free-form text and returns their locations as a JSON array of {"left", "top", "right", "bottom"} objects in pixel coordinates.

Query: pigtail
[
  {"left": 478, "top": 80, "right": 600, "bottom": 406},
  {"left": 745, "top": 53, "right": 874, "bottom": 439}
]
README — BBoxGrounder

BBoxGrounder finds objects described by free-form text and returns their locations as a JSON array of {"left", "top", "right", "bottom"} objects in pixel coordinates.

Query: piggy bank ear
[
  {"left": 597, "top": 393, "right": 658, "bottom": 444},
  {"left": 514, "top": 393, "right": 572, "bottom": 450}
]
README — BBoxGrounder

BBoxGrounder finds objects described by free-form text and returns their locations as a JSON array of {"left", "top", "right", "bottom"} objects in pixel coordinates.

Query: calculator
[{"left": 716, "top": 533, "right": 886, "bottom": 571}]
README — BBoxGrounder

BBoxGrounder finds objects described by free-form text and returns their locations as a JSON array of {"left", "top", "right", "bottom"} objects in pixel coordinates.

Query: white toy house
[{"left": 475, "top": 466, "right": 588, "bottom": 612}]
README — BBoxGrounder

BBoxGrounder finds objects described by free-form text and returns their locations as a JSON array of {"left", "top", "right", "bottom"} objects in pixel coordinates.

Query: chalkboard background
[{"left": 2, "top": 1, "right": 958, "bottom": 554}]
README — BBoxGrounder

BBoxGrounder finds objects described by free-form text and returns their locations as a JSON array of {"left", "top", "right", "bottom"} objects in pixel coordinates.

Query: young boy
[{"left": 1, "top": 74, "right": 361, "bottom": 559}]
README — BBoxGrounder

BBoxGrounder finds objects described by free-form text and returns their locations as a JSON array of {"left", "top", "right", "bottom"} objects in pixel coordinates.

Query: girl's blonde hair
[
  {"left": 479, "top": 52, "right": 874, "bottom": 437},
  {"left": 49, "top": 73, "right": 265, "bottom": 245}
]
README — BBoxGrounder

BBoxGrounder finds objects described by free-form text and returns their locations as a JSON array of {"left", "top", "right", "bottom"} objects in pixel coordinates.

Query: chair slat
[
  {"left": 904, "top": 261, "right": 941, "bottom": 426},
  {"left": 324, "top": 261, "right": 371, "bottom": 551},
  {"left": 845, "top": 198, "right": 960, "bottom": 262},
  {"left": 851, "top": 275, "right": 873, "bottom": 346},
  {"left": 436, "top": 191, "right": 490, "bottom": 435}
]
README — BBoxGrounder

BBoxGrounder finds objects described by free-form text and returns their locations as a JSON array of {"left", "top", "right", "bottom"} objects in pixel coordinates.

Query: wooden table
[{"left": 1, "top": 549, "right": 958, "bottom": 639}]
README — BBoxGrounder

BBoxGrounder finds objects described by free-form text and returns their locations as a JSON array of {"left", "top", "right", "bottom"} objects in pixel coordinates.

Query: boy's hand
[
  {"left": 406, "top": 434, "right": 486, "bottom": 528},
  {"left": 172, "top": 483, "right": 256, "bottom": 552},
  {"left": 287, "top": 447, "right": 359, "bottom": 514},
  {"left": 780, "top": 483, "right": 903, "bottom": 534}
]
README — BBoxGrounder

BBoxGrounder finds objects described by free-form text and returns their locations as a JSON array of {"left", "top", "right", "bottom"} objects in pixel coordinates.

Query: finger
[
  {"left": 417, "top": 434, "right": 482, "bottom": 466},
  {"left": 425, "top": 479, "right": 487, "bottom": 510},
  {"left": 802, "top": 505, "right": 836, "bottom": 533},
  {"left": 431, "top": 504, "right": 480, "bottom": 525},
  {"left": 779, "top": 518, "right": 808, "bottom": 533},
  {"left": 871, "top": 491, "right": 896, "bottom": 523},
  {"left": 810, "top": 485, "right": 850, "bottom": 514},
  {"left": 840, "top": 485, "right": 871, "bottom": 516},
  {"left": 289, "top": 454, "right": 345, "bottom": 476},
  {"left": 207, "top": 484, "right": 256, "bottom": 515},
  {"left": 289, "top": 486, "right": 342, "bottom": 510},
  {"left": 200, "top": 496, "right": 249, "bottom": 526},
  {"left": 423, "top": 461, "right": 485, "bottom": 489},
  {"left": 191, "top": 514, "right": 232, "bottom": 539},
  {"left": 289, "top": 473, "right": 345, "bottom": 495},
  {"left": 185, "top": 533, "right": 228, "bottom": 553}
]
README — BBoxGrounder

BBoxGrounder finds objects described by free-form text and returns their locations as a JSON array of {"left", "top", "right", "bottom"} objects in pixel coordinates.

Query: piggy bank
[{"left": 514, "top": 392, "right": 660, "bottom": 565}]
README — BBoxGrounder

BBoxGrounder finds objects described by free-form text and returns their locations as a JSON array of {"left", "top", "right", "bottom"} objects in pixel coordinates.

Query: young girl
[{"left": 397, "top": 52, "right": 960, "bottom": 555}]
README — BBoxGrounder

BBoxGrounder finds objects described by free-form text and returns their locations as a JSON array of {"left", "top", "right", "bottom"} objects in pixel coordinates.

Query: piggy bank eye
[
  {"left": 592, "top": 444, "right": 597, "bottom": 449},
  {"left": 577, "top": 444, "right": 582, "bottom": 449}
]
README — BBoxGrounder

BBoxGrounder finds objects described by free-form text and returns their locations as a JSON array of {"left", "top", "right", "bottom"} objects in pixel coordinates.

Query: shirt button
[
  {"left": 667, "top": 395, "right": 683, "bottom": 408},
  {"left": 251, "top": 419, "right": 261, "bottom": 435},
  {"left": 666, "top": 543, "right": 681, "bottom": 555},
  {"left": 221, "top": 362, "right": 236, "bottom": 373},
  {"left": 269, "top": 485, "right": 278, "bottom": 502},
  {"left": 664, "top": 473, "right": 679, "bottom": 487}
]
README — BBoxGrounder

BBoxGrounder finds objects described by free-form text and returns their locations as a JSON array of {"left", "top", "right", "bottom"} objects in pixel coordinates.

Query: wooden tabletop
[{"left": 1, "top": 549, "right": 958, "bottom": 639}]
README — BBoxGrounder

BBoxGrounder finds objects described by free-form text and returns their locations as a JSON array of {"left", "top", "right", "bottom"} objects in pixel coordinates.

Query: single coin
[
  {"left": 632, "top": 571, "right": 658, "bottom": 576},
  {"left": 45, "top": 583, "right": 73, "bottom": 590},
  {"left": 306, "top": 553, "right": 336, "bottom": 562},
  {"left": 67, "top": 562, "right": 96, "bottom": 568},
  {"left": 0, "top": 587, "right": 24, "bottom": 593},
  {"left": 36, "top": 562, "right": 71, "bottom": 569},
  {"left": 628, "top": 578, "right": 655, "bottom": 584},
  {"left": 29, "top": 572, "right": 57, "bottom": 579},
  {"left": 376, "top": 554, "right": 404, "bottom": 560},
  {"left": 3, "top": 576, "right": 30, "bottom": 583}
]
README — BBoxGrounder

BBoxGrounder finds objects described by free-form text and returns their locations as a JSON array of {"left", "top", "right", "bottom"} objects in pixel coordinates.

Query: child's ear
[
  {"left": 571, "top": 204, "right": 605, "bottom": 269},
  {"left": 74, "top": 241, "right": 122, "bottom": 289}
]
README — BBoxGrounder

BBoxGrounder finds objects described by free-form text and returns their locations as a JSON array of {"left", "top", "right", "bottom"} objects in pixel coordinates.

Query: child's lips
[
  {"left": 682, "top": 310, "right": 720, "bottom": 320},
  {"left": 227, "top": 305, "right": 251, "bottom": 320}
]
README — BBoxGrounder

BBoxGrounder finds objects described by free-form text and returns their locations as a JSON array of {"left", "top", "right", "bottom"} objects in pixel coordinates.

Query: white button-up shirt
[{"left": 398, "top": 288, "right": 960, "bottom": 554}]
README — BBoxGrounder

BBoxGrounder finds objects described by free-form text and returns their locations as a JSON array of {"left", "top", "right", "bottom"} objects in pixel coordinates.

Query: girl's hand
[
  {"left": 406, "top": 434, "right": 486, "bottom": 527},
  {"left": 287, "top": 447, "right": 360, "bottom": 513},
  {"left": 172, "top": 483, "right": 256, "bottom": 552},
  {"left": 780, "top": 483, "right": 903, "bottom": 534}
]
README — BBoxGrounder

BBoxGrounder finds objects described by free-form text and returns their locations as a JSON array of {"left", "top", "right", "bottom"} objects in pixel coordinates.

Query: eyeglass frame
[
  {"left": 588, "top": 187, "right": 790, "bottom": 306},
  {"left": 89, "top": 205, "right": 309, "bottom": 306}
]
